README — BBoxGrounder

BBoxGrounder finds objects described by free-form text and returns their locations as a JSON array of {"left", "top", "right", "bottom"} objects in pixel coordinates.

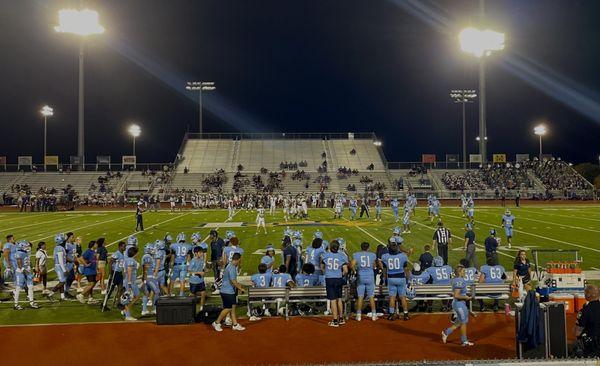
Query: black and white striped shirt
[{"left": 433, "top": 228, "right": 451, "bottom": 246}]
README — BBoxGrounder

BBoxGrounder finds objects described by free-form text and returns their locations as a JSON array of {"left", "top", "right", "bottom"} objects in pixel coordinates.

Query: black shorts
[
  {"left": 221, "top": 293, "right": 237, "bottom": 309},
  {"left": 111, "top": 272, "right": 124, "bottom": 286},
  {"left": 325, "top": 277, "right": 344, "bottom": 300},
  {"left": 190, "top": 282, "right": 206, "bottom": 294},
  {"left": 85, "top": 274, "right": 97, "bottom": 283}
]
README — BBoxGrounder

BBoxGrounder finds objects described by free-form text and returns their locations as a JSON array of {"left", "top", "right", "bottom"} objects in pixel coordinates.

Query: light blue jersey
[
  {"left": 480, "top": 264, "right": 506, "bottom": 284},
  {"left": 306, "top": 246, "right": 325, "bottom": 270},
  {"left": 463, "top": 267, "right": 478, "bottom": 284},
  {"left": 221, "top": 263, "right": 238, "bottom": 294},
  {"left": 251, "top": 272, "right": 272, "bottom": 288},
  {"left": 409, "top": 271, "right": 431, "bottom": 286},
  {"left": 188, "top": 257, "right": 206, "bottom": 284},
  {"left": 223, "top": 246, "right": 244, "bottom": 264},
  {"left": 272, "top": 272, "right": 292, "bottom": 287},
  {"left": 295, "top": 273, "right": 318, "bottom": 287},
  {"left": 426, "top": 265, "right": 452, "bottom": 285},
  {"left": 260, "top": 255, "right": 275, "bottom": 272},
  {"left": 322, "top": 252, "right": 347, "bottom": 279}
]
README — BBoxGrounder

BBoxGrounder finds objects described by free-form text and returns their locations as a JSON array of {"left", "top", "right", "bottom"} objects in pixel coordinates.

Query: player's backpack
[{"left": 195, "top": 304, "right": 221, "bottom": 324}]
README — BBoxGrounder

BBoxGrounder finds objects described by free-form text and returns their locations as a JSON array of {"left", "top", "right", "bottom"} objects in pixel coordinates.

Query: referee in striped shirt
[{"left": 432, "top": 221, "right": 452, "bottom": 265}]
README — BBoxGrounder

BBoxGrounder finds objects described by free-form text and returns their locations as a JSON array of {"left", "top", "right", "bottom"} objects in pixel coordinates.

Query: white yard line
[
  {"left": 328, "top": 209, "right": 386, "bottom": 245},
  {"left": 30, "top": 214, "right": 132, "bottom": 243},
  {"left": 518, "top": 208, "right": 600, "bottom": 223},
  {"left": 442, "top": 212, "right": 600, "bottom": 254},
  {"left": 0, "top": 320, "right": 155, "bottom": 328},
  {"left": 0, "top": 215, "right": 82, "bottom": 233},
  {"left": 514, "top": 216, "right": 600, "bottom": 233}
]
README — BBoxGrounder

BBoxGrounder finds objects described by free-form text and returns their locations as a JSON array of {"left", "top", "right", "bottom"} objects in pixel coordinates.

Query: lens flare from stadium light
[
  {"left": 534, "top": 124, "right": 547, "bottom": 136},
  {"left": 41, "top": 105, "right": 54, "bottom": 117},
  {"left": 459, "top": 27, "right": 505, "bottom": 58},
  {"left": 55, "top": 9, "right": 105, "bottom": 36},
  {"left": 128, "top": 124, "right": 141, "bottom": 138}
]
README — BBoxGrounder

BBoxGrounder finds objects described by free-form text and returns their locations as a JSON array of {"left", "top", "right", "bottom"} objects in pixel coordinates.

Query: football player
[
  {"left": 322, "top": 240, "right": 348, "bottom": 327},
  {"left": 123, "top": 246, "right": 140, "bottom": 321},
  {"left": 141, "top": 243, "right": 159, "bottom": 316},
  {"left": 349, "top": 197, "right": 358, "bottom": 220},
  {"left": 380, "top": 241, "right": 410, "bottom": 321},
  {"left": 260, "top": 245, "right": 276, "bottom": 273},
  {"left": 188, "top": 245, "right": 208, "bottom": 311},
  {"left": 442, "top": 265, "right": 474, "bottom": 346},
  {"left": 295, "top": 263, "right": 318, "bottom": 287},
  {"left": 478, "top": 257, "right": 507, "bottom": 312},
  {"left": 154, "top": 239, "right": 168, "bottom": 296},
  {"left": 374, "top": 196, "right": 382, "bottom": 222},
  {"left": 170, "top": 233, "right": 192, "bottom": 296},
  {"left": 408, "top": 263, "right": 431, "bottom": 312},
  {"left": 426, "top": 256, "right": 453, "bottom": 311},
  {"left": 351, "top": 241, "right": 377, "bottom": 321},
  {"left": 391, "top": 198, "right": 400, "bottom": 222},
  {"left": 13, "top": 241, "right": 39, "bottom": 310},
  {"left": 306, "top": 238, "right": 326, "bottom": 276},
  {"left": 48, "top": 233, "right": 68, "bottom": 301},
  {"left": 256, "top": 205, "right": 267, "bottom": 234},
  {"left": 501, "top": 209, "right": 515, "bottom": 248}
]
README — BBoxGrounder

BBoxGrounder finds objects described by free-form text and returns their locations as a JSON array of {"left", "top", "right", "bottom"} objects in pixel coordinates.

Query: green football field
[{"left": 1, "top": 203, "right": 599, "bottom": 325}]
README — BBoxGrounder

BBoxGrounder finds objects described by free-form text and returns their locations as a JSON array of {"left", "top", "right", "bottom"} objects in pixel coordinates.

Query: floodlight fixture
[
  {"left": 186, "top": 81, "right": 216, "bottom": 134},
  {"left": 55, "top": 9, "right": 105, "bottom": 36},
  {"left": 459, "top": 27, "right": 505, "bottom": 58}
]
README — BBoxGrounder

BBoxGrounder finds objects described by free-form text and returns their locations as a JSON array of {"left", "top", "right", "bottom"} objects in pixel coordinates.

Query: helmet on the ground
[{"left": 120, "top": 291, "right": 133, "bottom": 306}]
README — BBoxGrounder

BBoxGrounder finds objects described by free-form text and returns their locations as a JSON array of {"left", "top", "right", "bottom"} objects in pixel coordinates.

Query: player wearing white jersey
[
  {"left": 269, "top": 196, "right": 277, "bottom": 215},
  {"left": 256, "top": 206, "right": 267, "bottom": 234},
  {"left": 283, "top": 197, "right": 290, "bottom": 222}
]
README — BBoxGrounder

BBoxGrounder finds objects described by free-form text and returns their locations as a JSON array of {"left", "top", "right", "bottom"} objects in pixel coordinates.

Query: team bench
[
  {"left": 354, "top": 283, "right": 511, "bottom": 311},
  {"left": 247, "top": 286, "right": 351, "bottom": 320}
]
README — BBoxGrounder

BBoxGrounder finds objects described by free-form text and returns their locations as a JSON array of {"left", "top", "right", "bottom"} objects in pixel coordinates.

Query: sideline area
[{"left": 2, "top": 313, "right": 525, "bottom": 364}]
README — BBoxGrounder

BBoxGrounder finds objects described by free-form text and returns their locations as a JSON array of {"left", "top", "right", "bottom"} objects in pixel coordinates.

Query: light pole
[
  {"left": 186, "top": 81, "right": 216, "bottom": 135},
  {"left": 450, "top": 90, "right": 477, "bottom": 168},
  {"left": 534, "top": 124, "right": 547, "bottom": 161},
  {"left": 41, "top": 105, "right": 54, "bottom": 169},
  {"left": 458, "top": 3, "right": 505, "bottom": 163},
  {"left": 128, "top": 124, "right": 141, "bottom": 157},
  {"left": 55, "top": 8, "right": 105, "bottom": 167}
]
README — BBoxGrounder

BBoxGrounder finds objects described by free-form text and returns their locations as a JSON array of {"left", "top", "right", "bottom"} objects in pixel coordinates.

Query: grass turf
[{"left": 1, "top": 204, "right": 598, "bottom": 325}]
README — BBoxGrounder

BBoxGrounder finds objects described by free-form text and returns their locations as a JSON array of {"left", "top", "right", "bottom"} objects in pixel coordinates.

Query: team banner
[
  {"left": 516, "top": 154, "right": 529, "bottom": 162},
  {"left": 97, "top": 155, "right": 111, "bottom": 164},
  {"left": 469, "top": 154, "right": 482, "bottom": 163},
  {"left": 70, "top": 156, "right": 82, "bottom": 165},
  {"left": 493, "top": 154, "right": 507, "bottom": 163},
  {"left": 421, "top": 154, "right": 436, "bottom": 163},
  {"left": 0, "top": 156, "right": 6, "bottom": 166},
  {"left": 445, "top": 154, "right": 459, "bottom": 163},
  {"left": 44, "top": 155, "right": 59, "bottom": 166},
  {"left": 122, "top": 155, "right": 136, "bottom": 165},
  {"left": 17, "top": 156, "right": 32, "bottom": 166}
]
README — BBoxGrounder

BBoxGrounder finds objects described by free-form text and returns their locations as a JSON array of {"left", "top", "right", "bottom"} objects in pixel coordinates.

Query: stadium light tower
[
  {"left": 41, "top": 105, "right": 54, "bottom": 169},
  {"left": 55, "top": 8, "right": 105, "bottom": 167},
  {"left": 458, "top": 2, "right": 505, "bottom": 164},
  {"left": 128, "top": 124, "right": 141, "bottom": 157},
  {"left": 534, "top": 124, "right": 547, "bottom": 161},
  {"left": 450, "top": 90, "right": 477, "bottom": 168},
  {"left": 186, "top": 81, "right": 216, "bottom": 135}
]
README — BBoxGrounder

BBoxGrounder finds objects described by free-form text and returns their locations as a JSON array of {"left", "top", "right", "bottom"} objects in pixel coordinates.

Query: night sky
[{"left": 2, "top": 0, "right": 600, "bottom": 165}]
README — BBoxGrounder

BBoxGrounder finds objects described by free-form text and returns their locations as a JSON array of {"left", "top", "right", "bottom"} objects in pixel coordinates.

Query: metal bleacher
[
  {"left": 177, "top": 139, "right": 235, "bottom": 173},
  {"left": 328, "top": 139, "right": 385, "bottom": 171}
]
